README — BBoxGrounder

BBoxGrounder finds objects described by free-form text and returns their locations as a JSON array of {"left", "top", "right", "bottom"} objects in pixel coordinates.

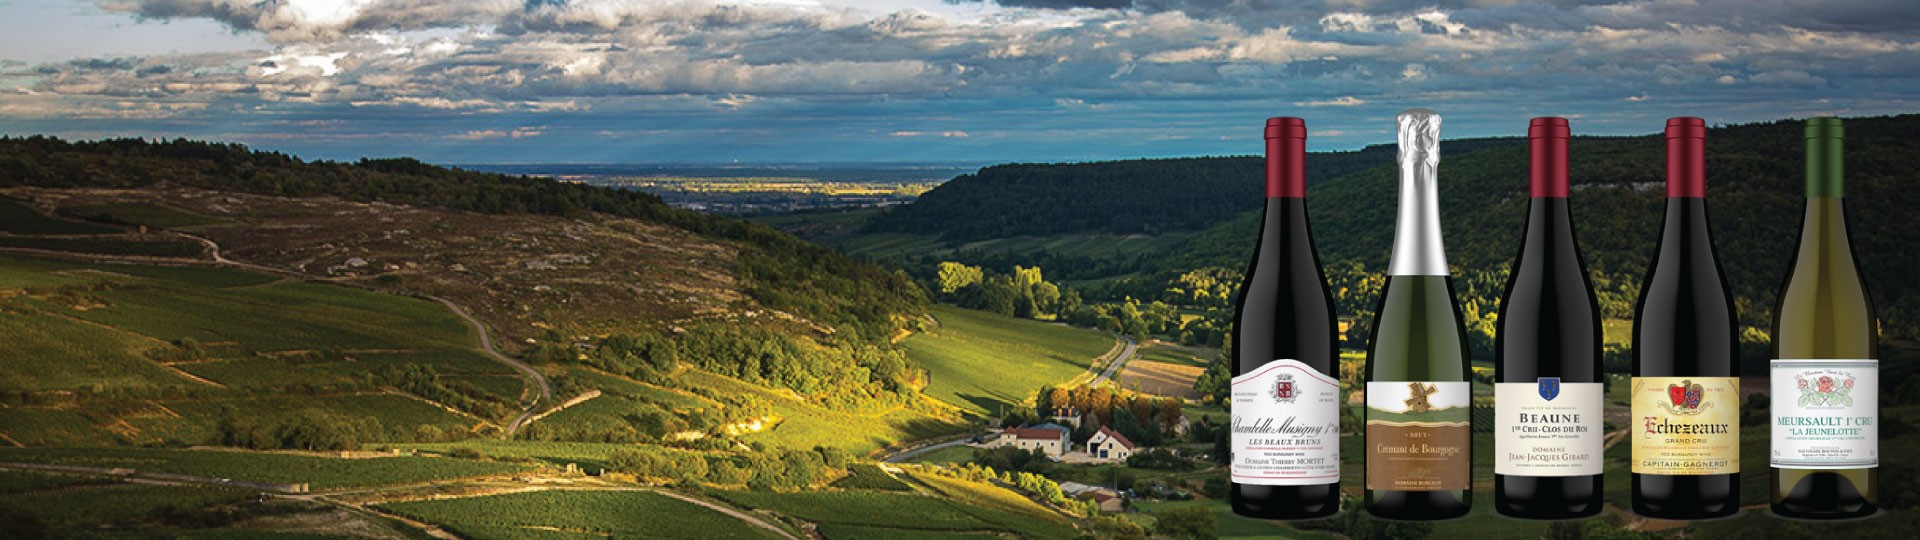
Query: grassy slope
[
  {"left": 0, "top": 254, "right": 507, "bottom": 445},
  {"left": 377, "top": 489, "right": 781, "bottom": 540},
  {"left": 904, "top": 305, "right": 1116, "bottom": 416},
  {"left": 678, "top": 369, "right": 962, "bottom": 454},
  {"left": 0, "top": 447, "right": 532, "bottom": 490}
]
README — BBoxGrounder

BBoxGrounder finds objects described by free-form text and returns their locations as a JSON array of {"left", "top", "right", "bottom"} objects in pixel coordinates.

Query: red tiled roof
[
  {"left": 1095, "top": 426, "right": 1136, "bottom": 449},
  {"left": 1005, "top": 427, "right": 1066, "bottom": 441}
]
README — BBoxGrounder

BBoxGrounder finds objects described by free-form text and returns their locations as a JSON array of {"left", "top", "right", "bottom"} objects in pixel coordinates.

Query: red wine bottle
[
  {"left": 1494, "top": 118, "right": 1604, "bottom": 519},
  {"left": 1230, "top": 117, "right": 1341, "bottom": 520},
  {"left": 1630, "top": 117, "right": 1740, "bottom": 519}
]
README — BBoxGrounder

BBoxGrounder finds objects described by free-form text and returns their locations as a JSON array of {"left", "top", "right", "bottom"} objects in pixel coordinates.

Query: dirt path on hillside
[{"left": 425, "top": 295, "right": 553, "bottom": 435}]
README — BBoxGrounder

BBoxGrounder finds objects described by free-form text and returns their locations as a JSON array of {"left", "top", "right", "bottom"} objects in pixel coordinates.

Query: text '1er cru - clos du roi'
[
  {"left": 1366, "top": 109, "right": 1473, "bottom": 521},
  {"left": 1230, "top": 117, "right": 1342, "bottom": 520},
  {"left": 1631, "top": 117, "right": 1740, "bottom": 520},
  {"left": 1494, "top": 118, "right": 1605, "bottom": 519},
  {"left": 1770, "top": 117, "right": 1878, "bottom": 519}
]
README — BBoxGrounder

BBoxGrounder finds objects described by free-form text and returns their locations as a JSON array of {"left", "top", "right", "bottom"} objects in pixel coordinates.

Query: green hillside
[{"left": 904, "top": 305, "right": 1117, "bottom": 416}]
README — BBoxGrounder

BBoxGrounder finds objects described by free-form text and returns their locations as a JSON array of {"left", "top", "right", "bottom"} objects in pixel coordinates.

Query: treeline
[
  {"left": 866, "top": 137, "right": 1522, "bottom": 242},
  {"left": 531, "top": 326, "right": 924, "bottom": 410},
  {"left": 1024, "top": 383, "right": 1188, "bottom": 448},
  {"left": 211, "top": 406, "right": 462, "bottom": 451},
  {"left": 929, "top": 261, "right": 1227, "bottom": 346},
  {"left": 606, "top": 444, "right": 852, "bottom": 490},
  {"left": 0, "top": 135, "right": 925, "bottom": 344}
]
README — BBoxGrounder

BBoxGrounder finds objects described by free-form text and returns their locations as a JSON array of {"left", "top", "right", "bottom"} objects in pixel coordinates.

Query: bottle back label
[
  {"left": 1771, "top": 359, "right": 1877, "bottom": 469},
  {"left": 1366, "top": 381, "right": 1470, "bottom": 491},
  {"left": 1631, "top": 376, "right": 1738, "bottom": 475},
  {"left": 1230, "top": 359, "right": 1340, "bottom": 485},
  {"left": 1495, "top": 379, "right": 1603, "bottom": 476}
]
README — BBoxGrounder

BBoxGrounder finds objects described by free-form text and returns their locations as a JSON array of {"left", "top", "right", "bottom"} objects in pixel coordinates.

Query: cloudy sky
[{"left": 2, "top": 0, "right": 1917, "bottom": 164}]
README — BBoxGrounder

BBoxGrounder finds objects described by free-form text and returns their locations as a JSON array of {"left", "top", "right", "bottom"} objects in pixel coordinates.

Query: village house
[
  {"left": 993, "top": 425, "right": 1071, "bottom": 457},
  {"left": 1087, "top": 426, "right": 1136, "bottom": 462},
  {"left": 1049, "top": 407, "right": 1082, "bottom": 429}
]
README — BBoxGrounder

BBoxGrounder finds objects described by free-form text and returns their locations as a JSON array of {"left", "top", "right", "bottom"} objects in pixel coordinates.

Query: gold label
[{"left": 1631, "top": 376, "right": 1739, "bottom": 475}]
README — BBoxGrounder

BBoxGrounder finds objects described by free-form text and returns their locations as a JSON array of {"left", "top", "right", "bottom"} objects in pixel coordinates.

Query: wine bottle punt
[
  {"left": 1494, "top": 117, "right": 1605, "bottom": 519},
  {"left": 1230, "top": 117, "right": 1342, "bottom": 520},
  {"left": 1364, "top": 109, "right": 1472, "bottom": 521},
  {"left": 1630, "top": 117, "right": 1740, "bottom": 520},
  {"left": 1770, "top": 117, "right": 1878, "bottom": 520}
]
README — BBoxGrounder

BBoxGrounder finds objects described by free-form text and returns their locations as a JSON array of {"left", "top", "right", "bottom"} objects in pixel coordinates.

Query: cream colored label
[{"left": 1631, "top": 376, "right": 1738, "bottom": 475}]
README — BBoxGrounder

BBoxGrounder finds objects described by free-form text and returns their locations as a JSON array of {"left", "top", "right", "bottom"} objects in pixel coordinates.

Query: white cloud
[{"left": 1294, "top": 96, "right": 1367, "bottom": 107}]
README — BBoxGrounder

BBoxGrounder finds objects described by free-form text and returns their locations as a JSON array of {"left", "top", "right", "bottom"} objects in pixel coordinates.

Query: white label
[
  {"left": 1231, "top": 359, "right": 1340, "bottom": 485},
  {"left": 1495, "top": 380, "right": 1603, "bottom": 476},
  {"left": 1771, "top": 359, "right": 1877, "bottom": 469}
]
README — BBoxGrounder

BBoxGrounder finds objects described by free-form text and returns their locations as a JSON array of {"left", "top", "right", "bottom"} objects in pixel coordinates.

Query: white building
[
  {"left": 1087, "top": 426, "right": 1137, "bottom": 462},
  {"left": 993, "top": 426, "right": 1071, "bottom": 457}
]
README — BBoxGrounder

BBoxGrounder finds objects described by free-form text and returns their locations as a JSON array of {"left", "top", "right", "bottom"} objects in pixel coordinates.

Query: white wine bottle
[
  {"left": 1365, "top": 109, "right": 1472, "bottom": 520},
  {"left": 1770, "top": 117, "right": 1878, "bottom": 519}
]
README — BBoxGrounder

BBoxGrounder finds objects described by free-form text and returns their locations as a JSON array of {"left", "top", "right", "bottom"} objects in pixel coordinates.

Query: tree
[{"left": 936, "top": 261, "right": 984, "bottom": 294}]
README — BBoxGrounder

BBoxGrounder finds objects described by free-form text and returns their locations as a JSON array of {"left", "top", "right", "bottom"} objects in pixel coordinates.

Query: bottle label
[
  {"left": 1495, "top": 379, "right": 1603, "bottom": 476},
  {"left": 1630, "top": 376, "right": 1738, "bottom": 475},
  {"left": 1230, "top": 359, "right": 1341, "bottom": 486},
  {"left": 1365, "top": 381, "right": 1470, "bottom": 491},
  {"left": 1771, "top": 359, "right": 1877, "bottom": 469}
]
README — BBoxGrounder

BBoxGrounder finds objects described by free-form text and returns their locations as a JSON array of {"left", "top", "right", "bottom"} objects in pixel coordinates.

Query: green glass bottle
[{"left": 1770, "top": 117, "right": 1878, "bottom": 519}]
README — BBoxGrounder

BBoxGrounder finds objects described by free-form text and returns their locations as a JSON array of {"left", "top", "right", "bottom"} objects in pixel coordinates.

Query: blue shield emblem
[{"left": 1538, "top": 377, "right": 1561, "bottom": 401}]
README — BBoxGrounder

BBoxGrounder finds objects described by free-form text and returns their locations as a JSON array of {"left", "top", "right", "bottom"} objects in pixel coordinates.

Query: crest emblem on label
[
  {"left": 1272, "top": 373, "right": 1297, "bottom": 403},
  {"left": 1537, "top": 377, "right": 1560, "bottom": 401},
  {"left": 1663, "top": 379, "right": 1707, "bottom": 414}
]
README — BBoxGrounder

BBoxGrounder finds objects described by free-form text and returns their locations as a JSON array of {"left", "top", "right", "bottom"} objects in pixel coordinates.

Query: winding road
[{"left": 1088, "top": 336, "right": 1139, "bottom": 387}]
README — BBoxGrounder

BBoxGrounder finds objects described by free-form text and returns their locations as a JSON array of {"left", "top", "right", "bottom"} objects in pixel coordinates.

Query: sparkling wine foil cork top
[{"left": 1397, "top": 108, "right": 1441, "bottom": 166}]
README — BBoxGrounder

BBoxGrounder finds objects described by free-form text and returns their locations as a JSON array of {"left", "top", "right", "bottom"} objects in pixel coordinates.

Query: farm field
[
  {"left": 903, "top": 305, "right": 1116, "bottom": 415},
  {"left": 717, "top": 483, "right": 1077, "bottom": 540},
  {"left": 377, "top": 489, "right": 783, "bottom": 540},
  {"left": 0, "top": 447, "right": 534, "bottom": 490},
  {"left": 1117, "top": 342, "right": 1209, "bottom": 398}
]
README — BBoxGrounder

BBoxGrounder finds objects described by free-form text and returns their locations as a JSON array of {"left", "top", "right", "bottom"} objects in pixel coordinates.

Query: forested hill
[
  {"left": 863, "top": 137, "right": 1523, "bottom": 241},
  {"left": 0, "top": 136, "right": 925, "bottom": 343}
]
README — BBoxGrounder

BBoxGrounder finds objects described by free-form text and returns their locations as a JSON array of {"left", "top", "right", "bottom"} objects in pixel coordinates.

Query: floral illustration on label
[{"left": 1795, "top": 372, "right": 1856, "bottom": 408}]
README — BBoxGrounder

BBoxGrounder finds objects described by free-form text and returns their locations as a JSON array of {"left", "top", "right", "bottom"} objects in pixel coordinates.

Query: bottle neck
[
  {"left": 1799, "top": 197, "right": 1850, "bottom": 255},
  {"left": 1807, "top": 135, "right": 1843, "bottom": 198},
  {"left": 1667, "top": 136, "right": 1706, "bottom": 198},
  {"left": 1529, "top": 136, "right": 1569, "bottom": 198},
  {"left": 1388, "top": 155, "right": 1447, "bottom": 276},
  {"left": 1266, "top": 135, "right": 1306, "bottom": 198}
]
